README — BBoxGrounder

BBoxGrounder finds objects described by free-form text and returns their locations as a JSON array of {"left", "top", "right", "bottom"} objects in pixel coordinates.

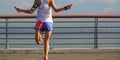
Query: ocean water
[{"left": 0, "top": 18, "right": 120, "bottom": 48}]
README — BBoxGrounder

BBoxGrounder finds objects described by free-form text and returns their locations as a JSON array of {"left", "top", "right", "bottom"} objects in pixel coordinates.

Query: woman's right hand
[{"left": 14, "top": 6, "right": 23, "bottom": 13}]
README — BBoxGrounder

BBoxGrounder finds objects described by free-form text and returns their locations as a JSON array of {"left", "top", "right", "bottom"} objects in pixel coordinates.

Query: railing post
[
  {"left": 6, "top": 18, "right": 9, "bottom": 49},
  {"left": 94, "top": 18, "right": 98, "bottom": 48}
]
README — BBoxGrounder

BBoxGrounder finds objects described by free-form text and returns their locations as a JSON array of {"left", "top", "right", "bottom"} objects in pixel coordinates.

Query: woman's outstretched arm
[
  {"left": 14, "top": 0, "right": 40, "bottom": 14},
  {"left": 50, "top": 0, "right": 72, "bottom": 12}
]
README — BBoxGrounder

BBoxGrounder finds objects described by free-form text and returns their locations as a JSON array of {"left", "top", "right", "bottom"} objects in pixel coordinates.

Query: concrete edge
[{"left": 0, "top": 48, "right": 120, "bottom": 54}]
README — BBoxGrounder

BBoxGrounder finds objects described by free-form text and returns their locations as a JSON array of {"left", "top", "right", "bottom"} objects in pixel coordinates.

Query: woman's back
[{"left": 36, "top": 0, "right": 53, "bottom": 23}]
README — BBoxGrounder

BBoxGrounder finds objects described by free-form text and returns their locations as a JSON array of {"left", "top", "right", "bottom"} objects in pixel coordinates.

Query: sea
[{"left": 0, "top": 18, "right": 120, "bottom": 48}]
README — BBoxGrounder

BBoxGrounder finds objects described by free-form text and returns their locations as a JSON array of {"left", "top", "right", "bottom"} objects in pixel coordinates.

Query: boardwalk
[
  {"left": 0, "top": 48, "right": 120, "bottom": 60},
  {"left": 0, "top": 53, "right": 120, "bottom": 60}
]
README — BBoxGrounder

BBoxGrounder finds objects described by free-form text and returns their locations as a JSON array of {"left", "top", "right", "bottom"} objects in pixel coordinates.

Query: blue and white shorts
[
  {"left": 40, "top": 22, "right": 53, "bottom": 32},
  {"left": 35, "top": 20, "right": 53, "bottom": 32}
]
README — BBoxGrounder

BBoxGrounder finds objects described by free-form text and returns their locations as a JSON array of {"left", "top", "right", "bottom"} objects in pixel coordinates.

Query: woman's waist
[
  {"left": 37, "top": 9, "right": 51, "bottom": 14},
  {"left": 36, "top": 16, "right": 53, "bottom": 23},
  {"left": 36, "top": 19, "right": 53, "bottom": 23},
  {"left": 36, "top": 13, "right": 52, "bottom": 19}
]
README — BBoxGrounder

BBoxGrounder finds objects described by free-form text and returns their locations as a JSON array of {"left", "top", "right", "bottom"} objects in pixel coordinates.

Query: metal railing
[{"left": 0, "top": 14, "right": 120, "bottom": 49}]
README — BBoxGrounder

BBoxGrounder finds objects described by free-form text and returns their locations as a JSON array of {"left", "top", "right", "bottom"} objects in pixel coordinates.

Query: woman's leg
[
  {"left": 35, "top": 20, "right": 43, "bottom": 44},
  {"left": 35, "top": 29, "right": 43, "bottom": 44},
  {"left": 44, "top": 31, "right": 52, "bottom": 59}
]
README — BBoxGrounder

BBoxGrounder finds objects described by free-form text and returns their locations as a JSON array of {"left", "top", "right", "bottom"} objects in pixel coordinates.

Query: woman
[{"left": 14, "top": 0, "right": 72, "bottom": 60}]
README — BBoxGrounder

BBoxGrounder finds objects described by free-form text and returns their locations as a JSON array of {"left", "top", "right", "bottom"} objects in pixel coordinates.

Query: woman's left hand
[{"left": 66, "top": 4, "right": 73, "bottom": 10}]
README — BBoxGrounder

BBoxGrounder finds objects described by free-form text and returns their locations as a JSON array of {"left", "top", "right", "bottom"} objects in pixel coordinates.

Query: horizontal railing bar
[
  {"left": 1, "top": 27, "right": 120, "bottom": 28},
  {"left": 0, "top": 27, "right": 34, "bottom": 28},
  {"left": 51, "top": 43, "right": 94, "bottom": 45},
  {"left": 53, "top": 32, "right": 120, "bottom": 33},
  {"left": 0, "top": 38, "right": 35, "bottom": 40},
  {"left": 0, "top": 33, "right": 35, "bottom": 34},
  {"left": 53, "top": 37, "right": 120, "bottom": 39},
  {"left": 54, "top": 27, "right": 95, "bottom": 28},
  {"left": 53, "top": 38, "right": 120, "bottom": 39},
  {"left": 98, "top": 32, "right": 120, "bottom": 34},
  {"left": 98, "top": 26, "right": 120, "bottom": 28},
  {"left": 1, "top": 43, "right": 119, "bottom": 46},
  {"left": 98, "top": 43, "right": 120, "bottom": 44},
  {"left": 0, "top": 26, "right": 119, "bottom": 28},
  {"left": 1, "top": 21, "right": 120, "bottom": 23},
  {"left": 98, "top": 38, "right": 120, "bottom": 39},
  {"left": 0, "top": 43, "right": 120, "bottom": 45},
  {"left": 1, "top": 32, "right": 120, "bottom": 34},
  {"left": 53, "top": 21, "right": 95, "bottom": 23},
  {"left": 98, "top": 21, "right": 120, "bottom": 23},
  {"left": 53, "top": 32, "right": 94, "bottom": 34},
  {"left": 1, "top": 37, "right": 120, "bottom": 39},
  {"left": 0, "top": 21, "right": 120, "bottom": 24},
  {"left": 7, "top": 43, "right": 94, "bottom": 45},
  {"left": 1, "top": 21, "right": 119, "bottom": 23},
  {"left": 0, "top": 27, "right": 94, "bottom": 28},
  {"left": 0, "top": 21, "right": 95, "bottom": 23},
  {"left": 0, "top": 14, "right": 120, "bottom": 18},
  {"left": 0, "top": 37, "right": 94, "bottom": 39},
  {"left": 52, "top": 43, "right": 120, "bottom": 45},
  {"left": 0, "top": 21, "right": 35, "bottom": 23},
  {"left": 0, "top": 44, "right": 5, "bottom": 45},
  {"left": 0, "top": 32, "right": 94, "bottom": 34},
  {"left": 1, "top": 26, "right": 120, "bottom": 28},
  {"left": 53, "top": 38, "right": 94, "bottom": 39},
  {"left": 6, "top": 44, "right": 38, "bottom": 45},
  {"left": 0, "top": 38, "right": 34, "bottom": 39},
  {"left": 1, "top": 21, "right": 120, "bottom": 24},
  {"left": 0, "top": 38, "right": 94, "bottom": 39},
  {"left": 24, "top": 43, "right": 120, "bottom": 45},
  {"left": 0, "top": 38, "right": 94, "bottom": 40},
  {"left": 54, "top": 32, "right": 120, "bottom": 34}
]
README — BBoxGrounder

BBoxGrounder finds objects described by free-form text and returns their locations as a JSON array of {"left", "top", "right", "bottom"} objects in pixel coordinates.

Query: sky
[{"left": 0, "top": 0, "right": 120, "bottom": 14}]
